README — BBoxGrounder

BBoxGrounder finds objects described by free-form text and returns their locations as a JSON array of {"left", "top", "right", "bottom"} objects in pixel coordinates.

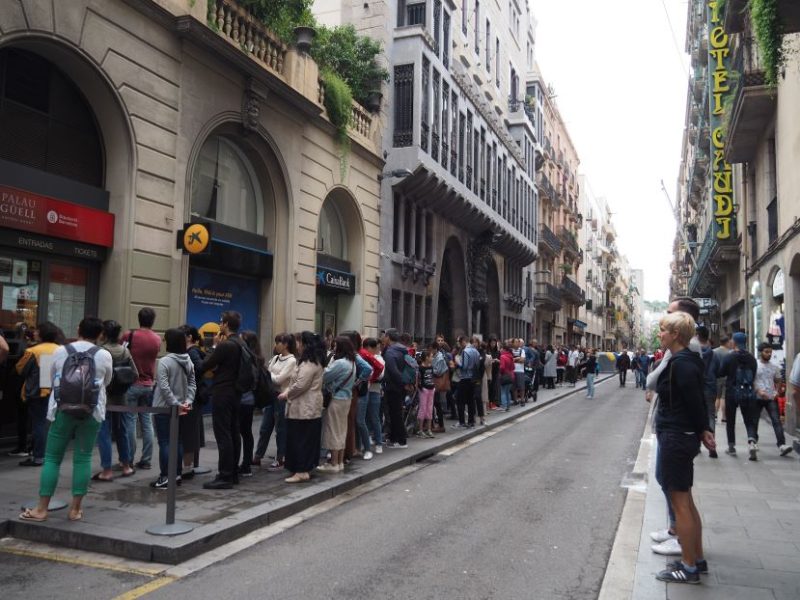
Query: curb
[{"left": 3, "top": 375, "right": 615, "bottom": 564}]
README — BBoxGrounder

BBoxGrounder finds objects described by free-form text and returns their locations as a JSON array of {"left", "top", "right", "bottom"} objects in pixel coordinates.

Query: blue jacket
[
  {"left": 383, "top": 342, "right": 408, "bottom": 392},
  {"left": 323, "top": 358, "right": 357, "bottom": 400}
]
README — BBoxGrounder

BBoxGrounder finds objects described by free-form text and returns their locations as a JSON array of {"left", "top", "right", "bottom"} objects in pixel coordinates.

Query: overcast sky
[{"left": 532, "top": 0, "right": 689, "bottom": 302}]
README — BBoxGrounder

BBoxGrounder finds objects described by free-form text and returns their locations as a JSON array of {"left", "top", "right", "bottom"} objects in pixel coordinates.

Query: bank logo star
[
  {"left": 188, "top": 231, "right": 203, "bottom": 245},
  {"left": 317, "top": 271, "right": 326, "bottom": 285}
]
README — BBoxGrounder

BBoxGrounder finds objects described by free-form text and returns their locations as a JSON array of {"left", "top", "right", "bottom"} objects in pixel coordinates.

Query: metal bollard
[{"left": 146, "top": 404, "right": 193, "bottom": 536}]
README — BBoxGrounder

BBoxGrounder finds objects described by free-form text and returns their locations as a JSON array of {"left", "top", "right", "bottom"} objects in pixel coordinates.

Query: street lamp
[{"left": 377, "top": 168, "right": 413, "bottom": 181}]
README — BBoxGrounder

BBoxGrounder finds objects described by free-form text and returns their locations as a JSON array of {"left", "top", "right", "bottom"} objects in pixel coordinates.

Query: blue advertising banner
[{"left": 186, "top": 267, "right": 260, "bottom": 332}]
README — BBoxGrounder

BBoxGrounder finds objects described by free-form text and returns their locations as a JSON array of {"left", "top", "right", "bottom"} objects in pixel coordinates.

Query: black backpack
[
  {"left": 254, "top": 362, "right": 277, "bottom": 409},
  {"left": 233, "top": 337, "right": 259, "bottom": 394},
  {"left": 733, "top": 364, "right": 756, "bottom": 407},
  {"left": 109, "top": 349, "right": 137, "bottom": 397},
  {"left": 56, "top": 344, "right": 101, "bottom": 419}
]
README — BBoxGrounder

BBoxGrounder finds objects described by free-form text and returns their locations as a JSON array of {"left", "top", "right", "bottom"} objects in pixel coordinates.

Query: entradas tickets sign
[{"left": 708, "top": 0, "right": 735, "bottom": 240}]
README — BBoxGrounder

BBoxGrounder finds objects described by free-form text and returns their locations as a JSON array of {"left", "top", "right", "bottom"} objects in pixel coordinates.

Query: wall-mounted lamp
[{"left": 377, "top": 168, "right": 413, "bottom": 181}]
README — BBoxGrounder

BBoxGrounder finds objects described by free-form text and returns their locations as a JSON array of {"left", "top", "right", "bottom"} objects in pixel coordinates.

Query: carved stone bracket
[
  {"left": 242, "top": 78, "right": 268, "bottom": 134},
  {"left": 400, "top": 255, "right": 437, "bottom": 286}
]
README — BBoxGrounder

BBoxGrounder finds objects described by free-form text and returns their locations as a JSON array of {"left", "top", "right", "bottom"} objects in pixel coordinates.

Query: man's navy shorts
[{"left": 656, "top": 431, "right": 700, "bottom": 492}]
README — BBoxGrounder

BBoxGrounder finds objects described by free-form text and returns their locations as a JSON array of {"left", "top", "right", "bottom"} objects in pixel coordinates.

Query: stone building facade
[
  {"left": 0, "top": 0, "right": 383, "bottom": 439},
  {"left": 320, "top": 0, "right": 540, "bottom": 343}
]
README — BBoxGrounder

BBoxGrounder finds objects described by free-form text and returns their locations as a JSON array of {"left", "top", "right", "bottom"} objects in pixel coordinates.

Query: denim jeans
[
  {"left": 97, "top": 415, "right": 131, "bottom": 469},
  {"left": 355, "top": 392, "right": 379, "bottom": 453},
  {"left": 586, "top": 373, "right": 595, "bottom": 398},
  {"left": 125, "top": 385, "right": 154, "bottom": 464},
  {"left": 500, "top": 383, "right": 512, "bottom": 409},
  {"left": 154, "top": 412, "right": 182, "bottom": 478},
  {"left": 255, "top": 399, "right": 286, "bottom": 459},
  {"left": 635, "top": 370, "right": 645, "bottom": 389},
  {"left": 27, "top": 396, "right": 49, "bottom": 461},
  {"left": 753, "top": 398, "right": 786, "bottom": 447},
  {"left": 725, "top": 397, "right": 759, "bottom": 446}
]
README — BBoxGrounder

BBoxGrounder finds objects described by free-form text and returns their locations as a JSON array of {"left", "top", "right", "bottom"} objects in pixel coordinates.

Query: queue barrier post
[{"left": 106, "top": 403, "right": 194, "bottom": 537}]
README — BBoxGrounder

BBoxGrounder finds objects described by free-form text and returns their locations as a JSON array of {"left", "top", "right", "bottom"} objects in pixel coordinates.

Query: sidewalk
[
  {"left": 601, "top": 406, "right": 800, "bottom": 600},
  {"left": 0, "top": 375, "right": 612, "bottom": 564}
]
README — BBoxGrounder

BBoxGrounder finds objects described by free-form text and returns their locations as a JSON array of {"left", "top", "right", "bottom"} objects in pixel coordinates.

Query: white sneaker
[
  {"left": 316, "top": 463, "right": 338, "bottom": 473},
  {"left": 748, "top": 441, "right": 758, "bottom": 461},
  {"left": 651, "top": 537, "right": 682, "bottom": 556},
  {"left": 779, "top": 444, "right": 793, "bottom": 456},
  {"left": 374, "top": 445, "right": 383, "bottom": 454},
  {"left": 363, "top": 451, "right": 374, "bottom": 460},
  {"left": 650, "top": 528, "right": 676, "bottom": 543}
]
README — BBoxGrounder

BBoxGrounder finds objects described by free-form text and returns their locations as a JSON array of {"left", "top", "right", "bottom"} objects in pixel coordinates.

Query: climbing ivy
[{"left": 749, "top": 0, "right": 785, "bottom": 86}]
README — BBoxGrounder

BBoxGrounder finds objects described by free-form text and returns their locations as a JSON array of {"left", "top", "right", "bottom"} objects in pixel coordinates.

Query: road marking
[
  {"left": 0, "top": 541, "right": 166, "bottom": 577},
  {"left": 111, "top": 576, "right": 176, "bottom": 600}
]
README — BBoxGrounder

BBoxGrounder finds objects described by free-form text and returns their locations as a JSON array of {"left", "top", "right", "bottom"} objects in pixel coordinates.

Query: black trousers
[
  {"left": 434, "top": 391, "right": 446, "bottom": 427},
  {"left": 618, "top": 370, "right": 627, "bottom": 386},
  {"left": 385, "top": 387, "right": 407, "bottom": 445},
  {"left": 457, "top": 378, "right": 476, "bottom": 425},
  {"left": 239, "top": 403, "right": 255, "bottom": 469},
  {"left": 211, "top": 393, "right": 241, "bottom": 481}
]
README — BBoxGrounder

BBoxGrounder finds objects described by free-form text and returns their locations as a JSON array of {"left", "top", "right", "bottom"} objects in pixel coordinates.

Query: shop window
[
  {"left": 191, "top": 135, "right": 263, "bottom": 235},
  {"left": 0, "top": 257, "right": 41, "bottom": 331},
  {"left": 317, "top": 200, "right": 347, "bottom": 260},
  {"left": 0, "top": 48, "right": 103, "bottom": 187}
]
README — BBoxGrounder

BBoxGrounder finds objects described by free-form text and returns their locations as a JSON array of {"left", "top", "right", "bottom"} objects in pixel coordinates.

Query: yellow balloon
[{"left": 183, "top": 223, "right": 210, "bottom": 254}]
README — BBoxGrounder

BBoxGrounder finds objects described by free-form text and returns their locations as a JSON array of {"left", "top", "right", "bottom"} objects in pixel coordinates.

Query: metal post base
[
  {"left": 146, "top": 521, "right": 194, "bottom": 536},
  {"left": 23, "top": 498, "right": 68, "bottom": 511},
  {"left": 192, "top": 466, "right": 211, "bottom": 475}
]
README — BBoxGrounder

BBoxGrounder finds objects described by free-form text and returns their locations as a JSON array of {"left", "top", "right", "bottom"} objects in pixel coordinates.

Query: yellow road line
[
  {"left": 111, "top": 576, "right": 177, "bottom": 600},
  {"left": 0, "top": 546, "right": 163, "bottom": 577}
]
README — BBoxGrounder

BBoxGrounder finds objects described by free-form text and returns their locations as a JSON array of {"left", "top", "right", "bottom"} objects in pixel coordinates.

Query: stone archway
[{"left": 436, "top": 236, "right": 469, "bottom": 342}]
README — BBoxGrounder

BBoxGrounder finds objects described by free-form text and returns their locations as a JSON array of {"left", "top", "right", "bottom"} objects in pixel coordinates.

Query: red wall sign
[{"left": 0, "top": 185, "right": 114, "bottom": 248}]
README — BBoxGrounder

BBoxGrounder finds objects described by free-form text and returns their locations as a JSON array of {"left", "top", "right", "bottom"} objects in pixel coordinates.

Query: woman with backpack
[
  {"left": 319, "top": 336, "right": 358, "bottom": 473},
  {"left": 93, "top": 320, "right": 137, "bottom": 481},
  {"left": 150, "top": 328, "right": 196, "bottom": 489},
  {"left": 280, "top": 332, "right": 325, "bottom": 483}
]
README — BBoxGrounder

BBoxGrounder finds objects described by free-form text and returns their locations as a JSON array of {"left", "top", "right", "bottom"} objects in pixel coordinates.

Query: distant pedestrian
[
  {"left": 253, "top": 333, "right": 296, "bottom": 469},
  {"left": 237, "top": 330, "right": 265, "bottom": 478},
  {"left": 382, "top": 329, "right": 410, "bottom": 448},
  {"left": 556, "top": 347, "right": 567, "bottom": 386},
  {"left": 617, "top": 350, "right": 631, "bottom": 387},
  {"left": 181, "top": 325, "right": 207, "bottom": 477},
  {"left": 319, "top": 336, "right": 357, "bottom": 472},
  {"left": 498, "top": 342, "right": 515, "bottom": 410},
  {"left": 357, "top": 337, "right": 385, "bottom": 458},
  {"left": 712, "top": 336, "right": 733, "bottom": 423},
  {"left": 543, "top": 345, "right": 557, "bottom": 389},
  {"left": 566, "top": 345, "right": 579, "bottom": 386},
  {"left": 583, "top": 349, "right": 597, "bottom": 399},
  {"left": 719, "top": 332, "right": 759, "bottom": 460}
]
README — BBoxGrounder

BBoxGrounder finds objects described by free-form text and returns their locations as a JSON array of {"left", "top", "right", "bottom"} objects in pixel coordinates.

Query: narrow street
[{"left": 141, "top": 378, "right": 647, "bottom": 600}]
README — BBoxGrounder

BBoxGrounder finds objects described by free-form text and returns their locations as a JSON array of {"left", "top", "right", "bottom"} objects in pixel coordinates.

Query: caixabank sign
[{"left": 316, "top": 266, "right": 356, "bottom": 295}]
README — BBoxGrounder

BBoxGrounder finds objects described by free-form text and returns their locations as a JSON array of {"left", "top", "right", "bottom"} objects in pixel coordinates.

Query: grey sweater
[{"left": 152, "top": 353, "right": 196, "bottom": 408}]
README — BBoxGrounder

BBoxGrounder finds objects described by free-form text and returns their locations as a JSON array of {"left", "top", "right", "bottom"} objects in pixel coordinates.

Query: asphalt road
[{"left": 147, "top": 379, "right": 650, "bottom": 600}]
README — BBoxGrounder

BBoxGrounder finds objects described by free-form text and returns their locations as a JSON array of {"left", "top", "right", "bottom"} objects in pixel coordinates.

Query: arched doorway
[
  {"left": 436, "top": 236, "right": 468, "bottom": 342},
  {"left": 315, "top": 187, "right": 365, "bottom": 336}
]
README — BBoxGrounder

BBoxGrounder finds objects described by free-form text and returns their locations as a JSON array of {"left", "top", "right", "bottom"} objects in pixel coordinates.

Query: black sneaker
[
  {"left": 667, "top": 559, "right": 708, "bottom": 574},
  {"left": 203, "top": 478, "right": 233, "bottom": 490},
  {"left": 708, "top": 449, "right": 718, "bottom": 459},
  {"left": 150, "top": 476, "right": 168, "bottom": 489},
  {"left": 19, "top": 458, "right": 43, "bottom": 467},
  {"left": 238, "top": 466, "right": 253, "bottom": 478},
  {"left": 656, "top": 564, "right": 700, "bottom": 584},
  {"left": 135, "top": 461, "right": 152, "bottom": 470}
]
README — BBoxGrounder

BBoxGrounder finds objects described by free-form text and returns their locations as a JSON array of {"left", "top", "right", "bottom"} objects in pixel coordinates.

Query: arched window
[
  {"left": 191, "top": 135, "right": 263, "bottom": 234},
  {"left": 317, "top": 200, "right": 347, "bottom": 260}
]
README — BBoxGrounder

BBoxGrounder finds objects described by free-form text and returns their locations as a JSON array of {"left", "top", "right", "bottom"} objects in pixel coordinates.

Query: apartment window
[
  {"left": 495, "top": 38, "right": 500, "bottom": 87},
  {"left": 474, "top": 1, "right": 480, "bottom": 55},
  {"left": 466, "top": 111, "right": 473, "bottom": 190},
  {"left": 458, "top": 112, "right": 466, "bottom": 183},
  {"left": 393, "top": 194, "right": 402, "bottom": 251},
  {"left": 403, "top": 292, "right": 413, "bottom": 332},
  {"left": 393, "top": 64, "right": 414, "bottom": 147},
  {"left": 421, "top": 56, "right": 430, "bottom": 153},
  {"left": 443, "top": 12, "right": 450, "bottom": 67},
  {"left": 767, "top": 197, "right": 778, "bottom": 245},
  {"left": 406, "top": 1, "right": 426, "bottom": 26},
  {"left": 485, "top": 20, "right": 491, "bottom": 73},
  {"left": 462, "top": 0, "right": 468, "bottom": 34},
  {"left": 391, "top": 289, "right": 401, "bottom": 328},
  {"left": 433, "top": 0, "right": 442, "bottom": 56},
  {"left": 450, "top": 91, "right": 458, "bottom": 176},
  {"left": 480, "top": 128, "right": 486, "bottom": 200},
  {"left": 473, "top": 128, "right": 480, "bottom": 194},
  {"left": 432, "top": 70, "right": 440, "bottom": 161},
  {"left": 441, "top": 81, "right": 449, "bottom": 169},
  {"left": 509, "top": 65, "right": 518, "bottom": 105}
]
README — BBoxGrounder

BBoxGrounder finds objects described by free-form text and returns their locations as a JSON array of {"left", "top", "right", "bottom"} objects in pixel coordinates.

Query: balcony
[
  {"left": 538, "top": 223, "right": 562, "bottom": 256},
  {"left": 536, "top": 172, "right": 558, "bottom": 205},
  {"left": 534, "top": 281, "right": 563, "bottom": 312},
  {"left": 559, "top": 226, "right": 580, "bottom": 259},
  {"left": 560, "top": 276, "right": 585, "bottom": 306},
  {"left": 726, "top": 36, "right": 777, "bottom": 163}
]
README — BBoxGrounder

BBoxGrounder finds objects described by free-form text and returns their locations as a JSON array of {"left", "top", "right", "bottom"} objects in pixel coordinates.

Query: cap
[{"left": 732, "top": 332, "right": 747, "bottom": 349}]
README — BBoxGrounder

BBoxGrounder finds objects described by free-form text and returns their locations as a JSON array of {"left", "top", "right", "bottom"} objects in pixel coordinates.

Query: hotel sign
[{"left": 708, "top": 1, "right": 735, "bottom": 240}]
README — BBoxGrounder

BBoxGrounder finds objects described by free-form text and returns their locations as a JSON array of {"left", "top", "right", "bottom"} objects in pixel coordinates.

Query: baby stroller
[
  {"left": 403, "top": 389, "right": 420, "bottom": 436},
  {"left": 524, "top": 367, "right": 538, "bottom": 403}
]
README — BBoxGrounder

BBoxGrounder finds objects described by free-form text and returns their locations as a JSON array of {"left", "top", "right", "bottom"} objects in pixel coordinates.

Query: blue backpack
[{"left": 401, "top": 353, "right": 419, "bottom": 386}]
